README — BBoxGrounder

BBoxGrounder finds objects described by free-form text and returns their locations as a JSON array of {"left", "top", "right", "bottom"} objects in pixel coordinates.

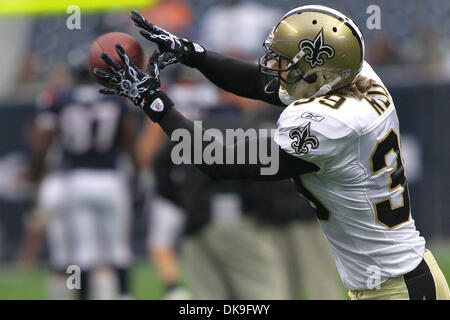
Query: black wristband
[
  {"left": 182, "top": 41, "right": 207, "bottom": 68},
  {"left": 140, "top": 90, "right": 174, "bottom": 123}
]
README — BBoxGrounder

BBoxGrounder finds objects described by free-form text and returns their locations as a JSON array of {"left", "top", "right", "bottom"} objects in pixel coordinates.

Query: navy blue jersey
[{"left": 35, "top": 85, "right": 131, "bottom": 170}]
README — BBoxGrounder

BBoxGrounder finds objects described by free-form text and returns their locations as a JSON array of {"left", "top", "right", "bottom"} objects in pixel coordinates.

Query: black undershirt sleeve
[
  {"left": 194, "top": 51, "right": 285, "bottom": 107},
  {"left": 157, "top": 107, "right": 319, "bottom": 181}
]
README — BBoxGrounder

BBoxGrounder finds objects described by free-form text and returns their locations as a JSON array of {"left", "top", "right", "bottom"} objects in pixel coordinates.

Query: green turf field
[
  {"left": 0, "top": 261, "right": 166, "bottom": 300},
  {"left": 1, "top": 244, "right": 449, "bottom": 300}
]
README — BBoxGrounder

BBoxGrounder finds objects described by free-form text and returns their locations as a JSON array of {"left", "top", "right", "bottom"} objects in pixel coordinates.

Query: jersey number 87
[{"left": 60, "top": 102, "right": 120, "bottom": 154}]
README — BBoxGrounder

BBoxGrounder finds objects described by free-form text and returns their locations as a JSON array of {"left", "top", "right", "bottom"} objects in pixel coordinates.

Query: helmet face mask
[
  {"left": 259, "top": 42, "right": 304, "bottom": 94},
  {"left": 260, "top": 42, "right": 303, "bottom": 82},
  {"left": 259, "top": 5, "right": 365, "bottom": 103}
]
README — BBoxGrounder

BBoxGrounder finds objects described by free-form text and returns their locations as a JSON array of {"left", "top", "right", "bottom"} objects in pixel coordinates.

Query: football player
[
  {"left": 25, "top": 67, "right": 137, "bottom": 299},
  {"left": 94, "top": 5, "right": 450, "bottom": 299}
]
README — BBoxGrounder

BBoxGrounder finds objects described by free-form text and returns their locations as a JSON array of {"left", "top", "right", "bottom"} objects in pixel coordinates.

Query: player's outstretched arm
[
  {"left": 95, "top": 46, "right": 317, "bottom": 181},
  {"left": 193, "top": 51, "right": 283, "bottom": 106},
  {"left": 131, "top": 11, "right": 283, "bottom": 107},
  {"left": 157, "top": 107, "right": 318, "bottom": 180}
]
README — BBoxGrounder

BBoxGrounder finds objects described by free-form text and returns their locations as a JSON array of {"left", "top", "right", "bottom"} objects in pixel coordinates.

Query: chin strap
[
  {"left": 311, "top": 76, "right": 342, "bottom": 98},
  {"left": 279, "top": 75, "right": 343, "bottom": 105}
]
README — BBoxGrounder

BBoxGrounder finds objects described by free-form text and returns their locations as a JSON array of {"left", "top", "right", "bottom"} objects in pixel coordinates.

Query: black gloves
[
  {"left": 94, "top": 44, "right": 173, "bottom": 123},
  {"left": 94, "top": 11, "right": 208, "bottom": 122},
  {"left": 131, "top": 10, "right": 206, "bottom": 68}
]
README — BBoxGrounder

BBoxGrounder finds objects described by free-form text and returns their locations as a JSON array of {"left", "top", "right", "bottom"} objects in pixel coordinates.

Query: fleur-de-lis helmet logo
[
  {"left": 289, "top": 122, "right": 319, "bottom": 155},
  {"left": 299, "top": 29, "right": 335, "bottom": 68}
]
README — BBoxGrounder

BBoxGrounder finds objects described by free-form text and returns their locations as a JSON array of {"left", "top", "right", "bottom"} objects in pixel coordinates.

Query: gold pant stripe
[
  {"left": 423, "top": 250, "right": 450, "bottom": 300},
  {"left": 348, "top": 250, "right": 450, "bottom": 300}
]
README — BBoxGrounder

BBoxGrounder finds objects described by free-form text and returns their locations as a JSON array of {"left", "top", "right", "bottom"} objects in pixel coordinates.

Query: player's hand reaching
[
  {"left": 94, "top": 44, "right": 173, "bottom": 123},
  {"left": 131, "top": 10, "right": 205, "bottom": 68}
]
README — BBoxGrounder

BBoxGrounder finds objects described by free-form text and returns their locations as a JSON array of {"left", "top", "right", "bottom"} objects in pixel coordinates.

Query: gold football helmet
[{"left": 259, "top": 5, "right": 365, "bottom": 105}]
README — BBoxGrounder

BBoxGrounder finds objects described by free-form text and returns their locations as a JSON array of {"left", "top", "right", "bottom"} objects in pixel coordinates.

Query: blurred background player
[
  {"left": 20, "top": 65, "right": 139, "bottom": 300},
  {"left": 136, "top": 118, "right": 191, "bottom": 300}
]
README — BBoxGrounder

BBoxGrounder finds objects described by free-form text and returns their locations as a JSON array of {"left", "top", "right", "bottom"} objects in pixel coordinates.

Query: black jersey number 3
[{"left": 370, "top": 129, "right": 411, "bottom": 229}]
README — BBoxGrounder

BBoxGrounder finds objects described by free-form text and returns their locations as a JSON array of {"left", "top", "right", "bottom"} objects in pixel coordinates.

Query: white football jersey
[{"left": 274, "top": 62, "right": 425, "bottom": 290}]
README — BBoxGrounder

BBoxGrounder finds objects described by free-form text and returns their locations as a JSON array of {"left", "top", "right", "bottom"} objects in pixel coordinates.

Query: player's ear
[{"left": 304, "top": 74, "right": 317, "bottom": 84}]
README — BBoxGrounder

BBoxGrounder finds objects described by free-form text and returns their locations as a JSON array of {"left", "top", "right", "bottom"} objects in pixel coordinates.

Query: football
[{"left": 88, "top": 32, "right": 144, "bottom": 87}]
